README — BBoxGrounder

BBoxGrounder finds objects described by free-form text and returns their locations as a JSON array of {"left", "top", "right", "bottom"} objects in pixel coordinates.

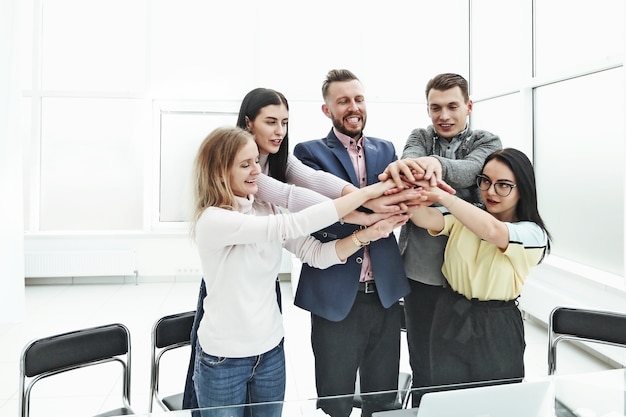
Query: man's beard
[{"left": 331, "top": 114, "right": 366, "bottom": 139}]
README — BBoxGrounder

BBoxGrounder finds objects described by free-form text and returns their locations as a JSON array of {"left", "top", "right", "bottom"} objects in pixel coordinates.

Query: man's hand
[
  {"left": 378, "top": 159, "right": 426, "bottom": 189},
  {"left": 379, "top": 157, "right": 455, "bottom": 195},
  {"left": 362, "top": 188, "right": 422, "bottom": 213}
]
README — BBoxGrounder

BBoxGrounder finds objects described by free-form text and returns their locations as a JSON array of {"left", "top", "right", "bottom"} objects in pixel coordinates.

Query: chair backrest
[
  {"left": 548, "top": 306, "right": 626, "bottom": 374},
  {"left": 19, "top": 323, "right": 133, "bottom": 417},
  {"left": 150, "top": 310, "right": 195, "bottom": 411}
]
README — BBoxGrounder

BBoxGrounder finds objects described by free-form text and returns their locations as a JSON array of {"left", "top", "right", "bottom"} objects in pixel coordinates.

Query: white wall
[{"left": 1, "top": 0, "right": 25, "bottom": 323}]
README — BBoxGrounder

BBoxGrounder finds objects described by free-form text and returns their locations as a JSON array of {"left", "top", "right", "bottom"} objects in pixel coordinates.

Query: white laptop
[{"left": 372, "top": 380, "right": 555, "bottom": 417}]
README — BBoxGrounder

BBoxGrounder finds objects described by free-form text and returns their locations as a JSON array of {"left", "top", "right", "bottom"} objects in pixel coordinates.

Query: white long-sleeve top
[
  {"left": 195, "top": 195, "right": 345, "bottom": 358},
  {"left": 255, "top": 153, "right": 350, "bottom": 211}
]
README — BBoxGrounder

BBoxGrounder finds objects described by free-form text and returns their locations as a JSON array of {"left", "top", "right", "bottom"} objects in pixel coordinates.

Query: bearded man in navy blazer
[{"left": 293, "top": 69, "right": 411, "bottom": 417}]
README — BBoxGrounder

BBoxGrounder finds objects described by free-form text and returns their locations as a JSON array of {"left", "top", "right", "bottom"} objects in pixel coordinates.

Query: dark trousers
[
  {"left": 183, "top": 278, "right": 282, "bottom": 410},
  {"left": 402, "top": 280, "right": 445, "bottom": 407},
  {"left": 430, "top": 288, "right": 525, "bottom": 385},
  {"left": 182, "top": 279, "right": 206, "bottom": 409},
  {"left": 313, "top": 293, "right": 402, "bottom": 417}
]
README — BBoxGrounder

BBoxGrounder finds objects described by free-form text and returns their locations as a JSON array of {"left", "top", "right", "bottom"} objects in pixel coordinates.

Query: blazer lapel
[
  {"left": 363, "top": 137, "right": 391, "bottom": 185},
  {"left": 326, "top": 131, "right": 359, "bottom": 186}
]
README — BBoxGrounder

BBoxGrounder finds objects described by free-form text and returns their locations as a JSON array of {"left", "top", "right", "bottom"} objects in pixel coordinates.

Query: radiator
[{"left": 24, "top": 250, "right": 137, "bottom": 278}]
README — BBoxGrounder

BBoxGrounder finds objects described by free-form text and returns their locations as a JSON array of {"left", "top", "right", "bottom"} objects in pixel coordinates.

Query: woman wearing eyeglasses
[{"left": 406, "top": 147, "right": 552, "bottom": 389}]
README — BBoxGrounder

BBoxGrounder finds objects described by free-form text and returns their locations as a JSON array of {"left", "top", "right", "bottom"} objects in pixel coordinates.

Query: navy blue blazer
[{"left": 293, "top": 130, "right": 410, "bottom": 322}]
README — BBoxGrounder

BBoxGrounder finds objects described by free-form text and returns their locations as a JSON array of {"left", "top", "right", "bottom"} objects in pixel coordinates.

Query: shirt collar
[{"left": 334, "top": 127, "right": 364, "bottom": 148}]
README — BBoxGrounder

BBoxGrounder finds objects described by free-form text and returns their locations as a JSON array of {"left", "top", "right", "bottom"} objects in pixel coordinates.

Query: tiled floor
[{"left": 0, "top": 279, "right": 616, "bottom": 417}]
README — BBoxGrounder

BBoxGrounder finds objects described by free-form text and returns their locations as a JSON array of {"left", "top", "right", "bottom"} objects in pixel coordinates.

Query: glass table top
[{"left": 129, "top": 368, "right": 626, "bottom": 417}]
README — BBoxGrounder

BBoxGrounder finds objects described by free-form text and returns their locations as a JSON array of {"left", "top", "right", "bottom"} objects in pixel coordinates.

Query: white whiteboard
[{"left": 159, "top": 110, "right": 238, "bottom": 222}]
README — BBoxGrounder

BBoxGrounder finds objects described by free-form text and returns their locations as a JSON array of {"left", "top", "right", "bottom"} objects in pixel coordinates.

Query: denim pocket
[{"left": 198, "top": 349, "right": 227, "bottom": 366}]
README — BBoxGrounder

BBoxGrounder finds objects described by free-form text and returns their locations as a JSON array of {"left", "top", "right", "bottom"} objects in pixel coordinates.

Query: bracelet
[{"left": 351, "top": 230, "right": 370, "bottom": 248}]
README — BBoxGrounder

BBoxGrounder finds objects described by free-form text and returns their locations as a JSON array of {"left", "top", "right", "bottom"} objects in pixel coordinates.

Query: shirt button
[{"left": 356, "top": 257, "right": 363, "bottom": 264}]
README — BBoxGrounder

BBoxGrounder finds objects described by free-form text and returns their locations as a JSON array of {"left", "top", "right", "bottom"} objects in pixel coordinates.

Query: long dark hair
[
  {"left": 236, "top": 88, "right": 289, "bottom": 182},
  {"left": 484, "top": 148, "right": 552, "bottom": 257}
]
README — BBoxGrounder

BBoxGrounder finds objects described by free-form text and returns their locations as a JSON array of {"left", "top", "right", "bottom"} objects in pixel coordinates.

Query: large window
[
  {"left": 534, "top": 69, "right": 624, "bottom": 276},
  {"left": 469, "top": 0, "right": 527, "bottom": 97},
  {"left": 534, "top": 0, "right": 624, "bottom": 77},
  {"left": 158, "top": 108, "right": 237, "bottom": 223},
  {"left": 40, "top": 0, "right": 147, "bottom": 92},
  {"left": 471, "top": 93, "right": 530, "bottom": 157},
  {"left": 39, "top": 98, "right": 147, "bottom": 231}
]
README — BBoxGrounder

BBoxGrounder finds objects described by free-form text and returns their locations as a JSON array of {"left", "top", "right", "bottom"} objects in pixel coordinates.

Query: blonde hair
[{"left": 191, "top": 126, "right": 255, "bottom": 237}]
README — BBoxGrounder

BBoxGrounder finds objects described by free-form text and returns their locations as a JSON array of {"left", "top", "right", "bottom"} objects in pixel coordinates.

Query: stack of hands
[
  {"left": 365, "top": 157, "right": 457, "bottom": 216},
  {"left": 344, "top": 157, "right": 457, "bottom": 244}
]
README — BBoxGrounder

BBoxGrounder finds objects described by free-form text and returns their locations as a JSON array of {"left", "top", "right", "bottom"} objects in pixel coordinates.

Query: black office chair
[
  {"left": 149, "top": 310, "right": 195, "bottom": 411},
  {"left": 19, "top": 323, "right": 134, "bottom": 417},
  {"left": 548, "top": 306, "right": 626, "bottom": 375}
]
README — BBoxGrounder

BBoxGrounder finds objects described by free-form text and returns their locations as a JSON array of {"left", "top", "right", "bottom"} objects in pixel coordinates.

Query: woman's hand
[
  {"left": 334, "top": 213, "right": 410, "bottom": 262},
  {"left": 359, "top": 213, "right": 410, "bottom": 243},
  {"left": 362, "top": 188, "right": 422, "bottom": 213},
  {"left": 342, "top": 211, "right": 397, "bottom": 227}
]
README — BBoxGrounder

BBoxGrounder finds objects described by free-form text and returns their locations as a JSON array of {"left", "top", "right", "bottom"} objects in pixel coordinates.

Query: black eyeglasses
[{"left": 476, "top": 175, "right": 517, "bottom": 197}]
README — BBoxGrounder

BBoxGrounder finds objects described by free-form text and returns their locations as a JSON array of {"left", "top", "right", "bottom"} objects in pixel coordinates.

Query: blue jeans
[
  {"left": 193, "top": 339, "right": 286, "bottom": 417},
  {"left": 183, "top": 279, "right": 282, "bottom": 410}
]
